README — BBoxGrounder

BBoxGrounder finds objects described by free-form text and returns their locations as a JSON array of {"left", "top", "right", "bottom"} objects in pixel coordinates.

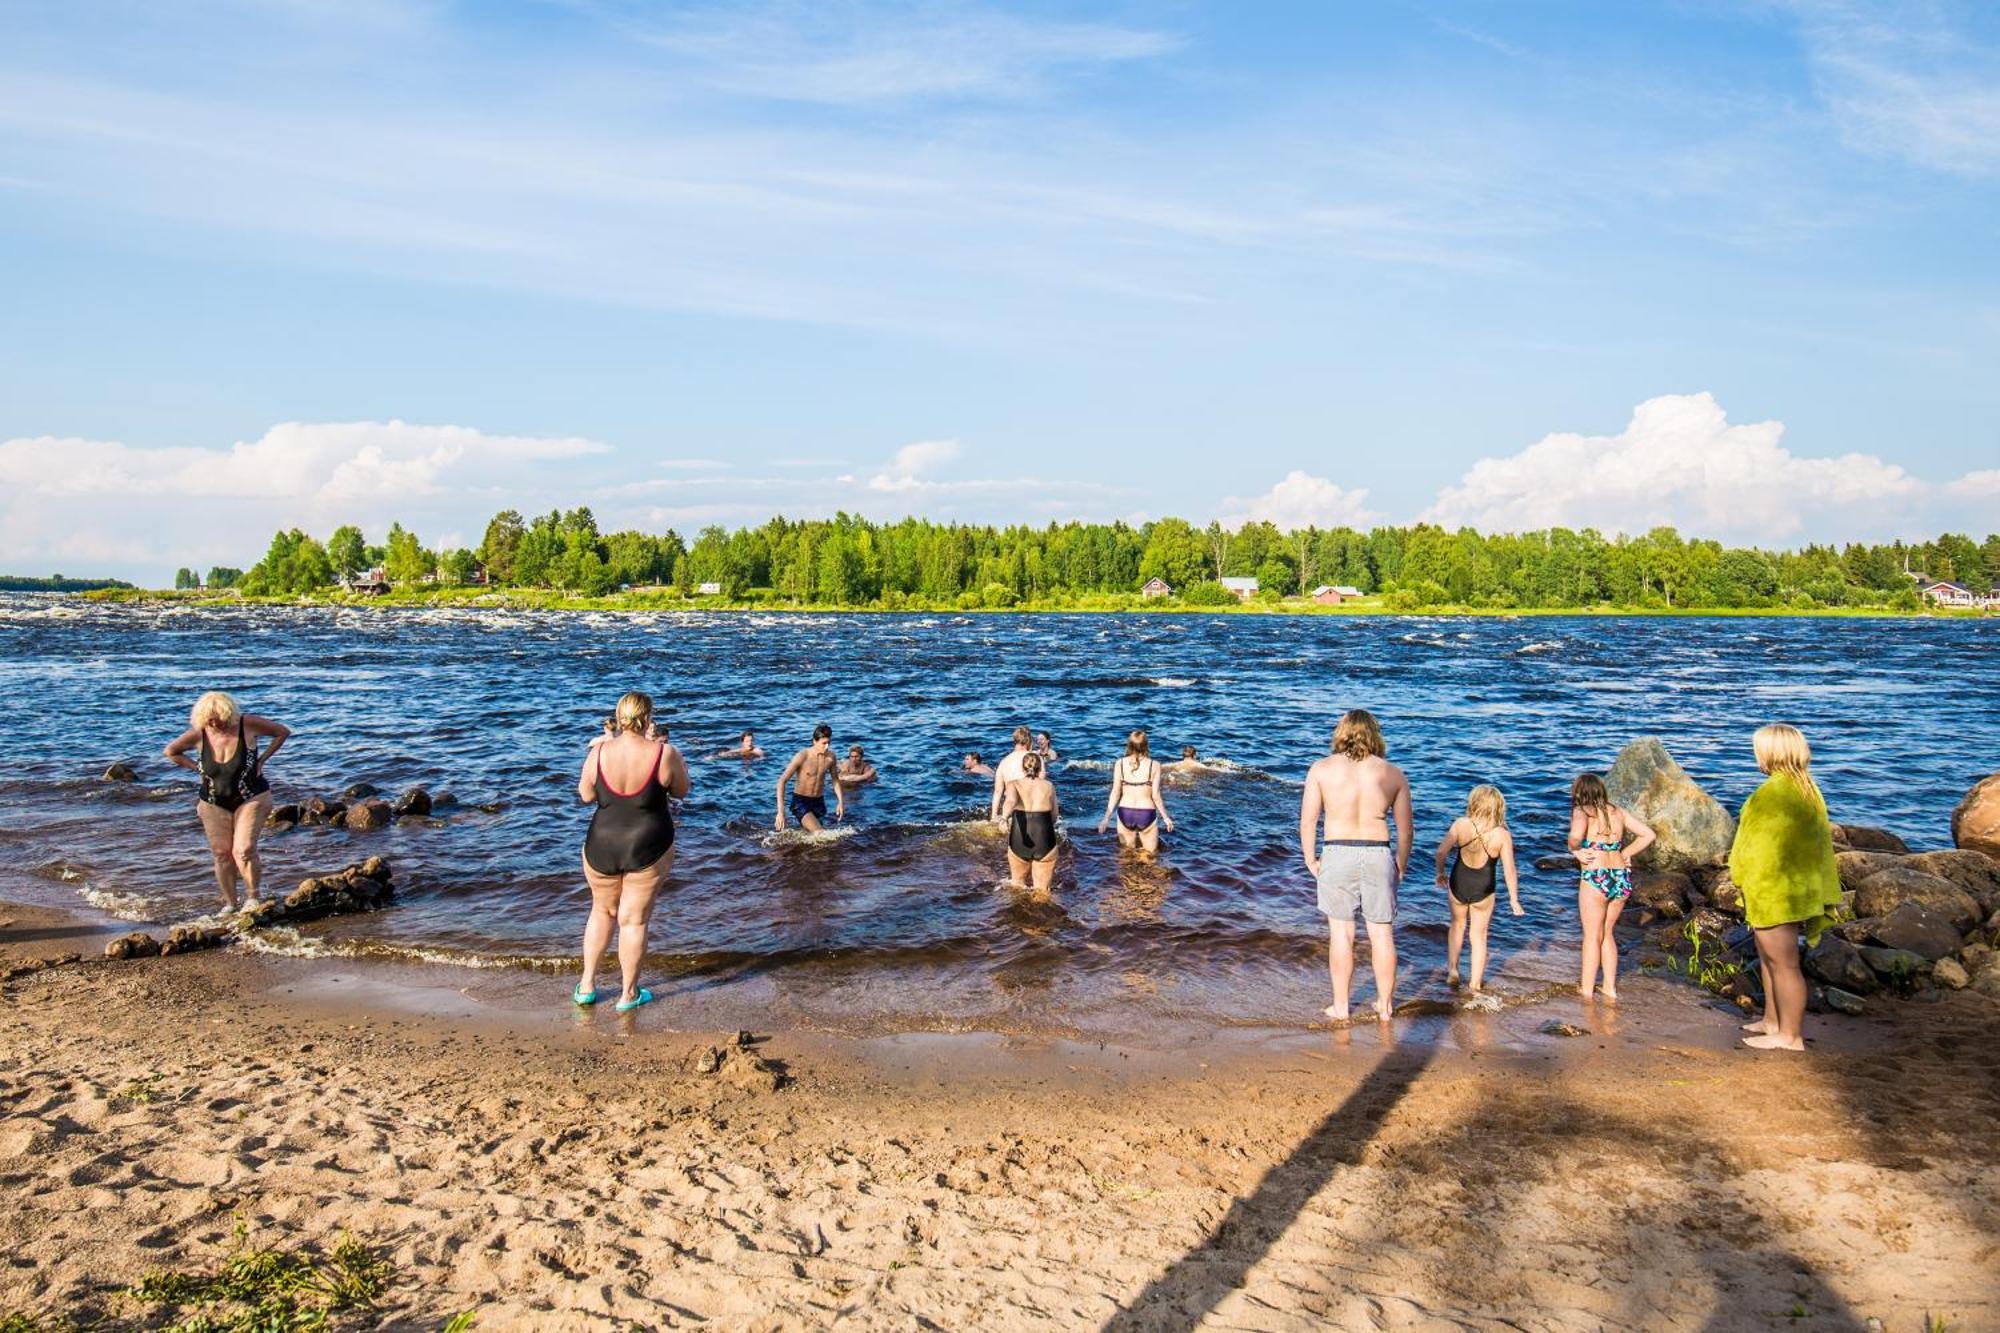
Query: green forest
[{"left": 186, "top": 510, "right": 2000, "bottom": 611}]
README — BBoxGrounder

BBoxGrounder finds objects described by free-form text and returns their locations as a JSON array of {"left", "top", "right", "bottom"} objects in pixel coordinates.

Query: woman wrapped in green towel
[{"left": 1728, "top": 724, "right": 1841, "bottom": 1052}]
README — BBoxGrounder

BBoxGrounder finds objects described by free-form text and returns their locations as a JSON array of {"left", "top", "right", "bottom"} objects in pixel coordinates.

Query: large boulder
[
  {"left": 1699, "top": 869, "right": 1744, "bottom": 915},
  {"left": 1902, "top": 850, "right": 2000, "bottom": 915},
  {"left": 342, "top": 781, "right": 382, "bottom": 800},
  {"left": 301, "top": 796, "right": 346, "bottom": 826},
  {"left": 393, "top": 786, "right": 432, "bottom": 818},
  {"left": 1866, "top": 902, "right": 1963, "bottom": 961},
  {"left": 1851, "top": 867, "right": 1982, "bottom": 934},
  {"left": 105, "top": 932, "right": 160, "bottom": 960},
  {"left": 1604, "top": 738, "right": 1735, "bottom": 871},
  {"left": 1803, "top": 935, "right": 1878, "bottom": 994},
  {"left": 102, "top": 762, "right": 140, "bottom": 783},
  {"left": 1830, "top": 823, "right": 1910, "bottom": 854},
  {"left": 1952, "top": 773, "right": 2000, "bottom": 861},
  {"left": 161, "top": 923, "right": 230, "bottom": 955},
  {"left": 1630, "top": 869, "right": 1693, "bottom": 919},
  {"left": 1835, "top": 850, "right": 1906, "bottom": 893},
  {"left": 265, "top": 803, "right": 301, "bottom": 829}
]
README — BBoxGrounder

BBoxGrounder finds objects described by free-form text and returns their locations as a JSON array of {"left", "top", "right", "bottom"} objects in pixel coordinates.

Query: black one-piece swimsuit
[{"left": 584, "top": 746, "right": 675, "bottom": 875}]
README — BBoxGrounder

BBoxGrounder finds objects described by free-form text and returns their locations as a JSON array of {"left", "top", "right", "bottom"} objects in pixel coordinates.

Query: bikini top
[{"left": 1119, "top": 757, "right": 1156, "bottom": 786}]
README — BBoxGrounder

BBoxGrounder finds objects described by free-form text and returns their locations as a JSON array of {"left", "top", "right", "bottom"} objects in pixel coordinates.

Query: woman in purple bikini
[{"left": 1097, "top": 728, "right": 1175, "bottom": 852}]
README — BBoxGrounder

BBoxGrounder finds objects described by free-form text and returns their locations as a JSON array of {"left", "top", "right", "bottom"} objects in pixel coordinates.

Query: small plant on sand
[
  {"left": 129, "top": 1216, "right": 395, "bottom": 1332},
  {"left": 1662, "top": 919, "right": 1743, "bottom": 994},
  {"left": 115, "top": 1074, "right": 164, "bottom": 1105},
  {"left": 440, "top": 1313, "right": 477, "bottom": 1333}
]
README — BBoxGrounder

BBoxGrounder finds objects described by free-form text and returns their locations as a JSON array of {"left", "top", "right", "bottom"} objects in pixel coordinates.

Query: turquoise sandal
[
  {"left": 614, "top": 987, "right": 654, "bottom": 1012},
  {"left": 572, "top": 982, "right": 598, "bottom": 1006}
]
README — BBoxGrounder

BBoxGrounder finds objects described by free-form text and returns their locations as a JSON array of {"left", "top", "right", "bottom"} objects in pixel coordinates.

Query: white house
[
  {"left": 1140, "top": 577, "right": 1173, "bottom": 599},
  {"left": 695, "top": 581, "right": 724, "bottom": 596},
  {"left": 1919, "top": 580, "right": 1980, "bottom": 608},
  {"left": 1219, "top": 576, "right": 1259, "bottom": 601}
]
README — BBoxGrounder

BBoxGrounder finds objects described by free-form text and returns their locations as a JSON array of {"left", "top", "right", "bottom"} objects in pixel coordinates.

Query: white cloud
[
  {"left": 1420, "top": 392, "right": 1923, "bottom": 541},
  {"left": 0, "top": 421, "right": 608, "bottom": 575},
  {"left": 1950, "top": 468, "right": 2000, "bottom": 497},
  {"left": 1221, "top": 471, "right": 1379, "bottom": 530},
  {"left": 870, "top": 438, "right": 962, "bottom": 489}
]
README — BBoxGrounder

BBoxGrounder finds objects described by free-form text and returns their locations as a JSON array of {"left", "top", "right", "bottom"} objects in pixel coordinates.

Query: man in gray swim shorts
[{"left": 1299, "top": 709, "right": 1414, "bottom": 1023}]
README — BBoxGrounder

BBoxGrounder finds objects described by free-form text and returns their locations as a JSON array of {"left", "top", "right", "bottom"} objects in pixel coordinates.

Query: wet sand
[{"left": 2, "top": 900, "right": 1996, "bottom": 1331}]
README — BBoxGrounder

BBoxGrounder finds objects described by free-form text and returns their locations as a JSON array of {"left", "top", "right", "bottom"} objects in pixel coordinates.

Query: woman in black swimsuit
[
  {"left": 1000, "top": 752, "right": 1062, "bottom": 896},
  {"left": 574, "top": 691, "right": 689, "bottom": 1012},
  {"left": 164, "top": 691, "right": 290, "bottom": 911},
  {"left": 1431, "top": 785, "right": 1522, "bottom": 993}
]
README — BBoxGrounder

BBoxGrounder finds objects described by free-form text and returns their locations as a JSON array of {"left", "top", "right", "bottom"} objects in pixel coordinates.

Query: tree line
[{"left": 214, "top": 509, "right": 2000, "bottom": 610}]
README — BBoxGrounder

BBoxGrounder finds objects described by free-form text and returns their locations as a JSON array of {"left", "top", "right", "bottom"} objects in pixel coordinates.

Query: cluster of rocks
[
  {"left": 266, "top": 783, "right": 455, "bottom": 832},
  {"left": 1580, "top": 739, "right": 2000, "bottom": 1016},
  {"left": 103, "top": 857, "right": 396, "bottom": 961}
]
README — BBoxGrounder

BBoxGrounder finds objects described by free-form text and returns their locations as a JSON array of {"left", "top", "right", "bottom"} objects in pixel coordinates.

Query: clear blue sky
[{"left": 2, "top": 0, "right": 1996, "bottom": 578}]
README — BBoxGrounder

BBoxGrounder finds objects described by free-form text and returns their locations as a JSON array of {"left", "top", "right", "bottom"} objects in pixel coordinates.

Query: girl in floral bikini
[{"left": 1565, "top": 773, "right": 1655, "bottom": 1002}]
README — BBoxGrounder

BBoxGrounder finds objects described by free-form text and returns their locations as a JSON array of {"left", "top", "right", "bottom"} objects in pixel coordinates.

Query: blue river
[{"left": 1, "top": 598, "right": 1993, "bottom": 1034}]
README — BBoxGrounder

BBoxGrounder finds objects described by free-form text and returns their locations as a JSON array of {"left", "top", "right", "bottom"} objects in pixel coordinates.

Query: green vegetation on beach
[{"left": 140, "top": 510, "right": 1998, "bottom": 614}]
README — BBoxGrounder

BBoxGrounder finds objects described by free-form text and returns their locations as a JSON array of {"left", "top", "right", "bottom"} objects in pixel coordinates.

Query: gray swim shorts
[{"left": 1317, "top": 841, "right": 1398, "bottom": 924}]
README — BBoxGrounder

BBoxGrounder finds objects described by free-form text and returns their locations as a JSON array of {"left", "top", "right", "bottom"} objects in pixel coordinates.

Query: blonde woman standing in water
[
  {"left": 164, "top": 692, "right": 290, "bottom": 911},
  {"left": 576, "top": 692, "right": 689, "bottom": 1012},
  {"left": 1432, "top": 785, "right": 1522, "bottom": 992},
  {"left": 1566, "top": 773, "right": 1655, "bottom": 1001},
  {"left": 1729, "top": 724, "right": 1840, "bottom": 1052},
  {"left": 1098, "top": 729, "right": 1174, "bottom": 851}
]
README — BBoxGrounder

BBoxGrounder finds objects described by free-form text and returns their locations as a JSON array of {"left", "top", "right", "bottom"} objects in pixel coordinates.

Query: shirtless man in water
[
  {"left": 776, "top": 724, "right": 846, "bottom": 831},
  {"left": 1299, "top": 709, "right": 1413, "bottom": 1023},
  {"left": 990, "top": 726, "right": 1035, "bottom": 823}
]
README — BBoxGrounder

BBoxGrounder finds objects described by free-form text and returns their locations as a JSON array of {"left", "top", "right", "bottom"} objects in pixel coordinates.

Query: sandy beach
[{"left": 2, "top": 901, "right": 1995, "bottom": 1331}]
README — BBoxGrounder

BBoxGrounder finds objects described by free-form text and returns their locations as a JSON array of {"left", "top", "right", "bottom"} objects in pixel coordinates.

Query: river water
[{"left": 1, "top": 598, "right": 1993, "bottom": 1036}]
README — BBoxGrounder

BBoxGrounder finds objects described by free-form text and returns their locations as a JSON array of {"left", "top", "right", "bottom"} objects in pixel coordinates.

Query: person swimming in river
[
  {"left": 164, "top": 691, "right": 291, "bottom": 912},
  {"left": 1033, "top": 731, "right": 1059, "bottom": 763},
  {"left": 714, "top": 730, "right": 764, "bottom": 760},
  {"left": 1566, "top": 772, "right": 1656, "bottom": 1003},
  {"left": 1167, "top": 745, "right": 1205, "bottom": 773},
  {"left": 1432, "top": 784, "right": 1523, "bottom": 993},
  {"left": 575, "top": 691, "right": 689, "bottom": 1012},
  {"left": 1097, "top": 728, "right": 1175, "bottom": 851},
  {"left": 1000, "top": 752, "right": 1062, "bottom": 896},
  {"left": 962, "top": 752, "right": 993, "bottom": 777},
  {"left": 776, "top": 724, "right": 846, "bottom": 832},
  {"left": 838, "top": 744, "right": 878, "bottom": 788}
]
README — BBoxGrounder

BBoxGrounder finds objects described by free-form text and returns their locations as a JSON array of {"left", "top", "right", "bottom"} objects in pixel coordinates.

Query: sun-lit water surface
[{"left": 1, "top": 597, "right": 1993, "bottom": 1035}]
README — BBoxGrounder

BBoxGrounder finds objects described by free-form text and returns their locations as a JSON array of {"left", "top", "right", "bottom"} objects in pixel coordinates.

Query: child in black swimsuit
[{"left": 1431, "top": 785, "right": 1523, "bottom": 993}]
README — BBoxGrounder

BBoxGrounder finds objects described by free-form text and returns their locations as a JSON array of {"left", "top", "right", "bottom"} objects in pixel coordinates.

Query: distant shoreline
[{"left": 63, "top": 587, "right": 1988, "bottom": 619}]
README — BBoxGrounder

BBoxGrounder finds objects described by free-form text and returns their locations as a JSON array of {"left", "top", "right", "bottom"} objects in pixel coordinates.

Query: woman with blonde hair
[
  {"left": 1098, "top": 728, "right": 1175, "bottom": 851},
  {"left": 575, "top": 691, "right": 689, "bottom": 1012},
  {"left": 164, "top": 692, "right": 290, "bottom": 912},
  {"left": 1729, "top": 724, "right": 1840, "bottom": 1052},
  {"left": 1433, "top": 785, "right": 1522, "bottom": 992},
  {"left": 1566, "top": 772, "right": 1655, "bottom": 1001}
]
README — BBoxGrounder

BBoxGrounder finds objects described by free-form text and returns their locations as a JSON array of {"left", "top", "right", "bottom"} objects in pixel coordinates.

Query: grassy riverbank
[{"left": 74, "top": 585, "right": 1984, "bottom": 618}]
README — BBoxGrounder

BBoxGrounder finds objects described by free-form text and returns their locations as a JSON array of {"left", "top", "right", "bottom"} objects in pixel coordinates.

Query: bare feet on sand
[
  {"left": 1445, "top": 972, "right": 1461, "bottom": 989},
  {"left": 1577, "top": 986, "right": 1594, "bottom": 1000},
  {"left": 1741, "top": 1019, "right": 1769, "bottom": 1034},
  {"left": 1601, "top": 988, "right": 1618, "bottom": 1003},
  {"left": 1324, "top": 1003, "right": 1348, "bottom": 1023},
  {"left": 1741, "top": 1032, "right": 1806, "bottom": 1051},
  {"left": 1376, "top": 1001, "right": 1393, "bottom": 1022}
]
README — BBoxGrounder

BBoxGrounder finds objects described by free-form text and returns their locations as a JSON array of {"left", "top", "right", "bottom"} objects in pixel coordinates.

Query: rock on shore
[
  {"left": 1604, "top": 738, "right": 1735, "bottom": 871},
  {"left": 103, "top": 859, "right": 396, "bottom": 961},
  {"left": 1953, "top": 773, "right": 2000, "bottom": 860}
]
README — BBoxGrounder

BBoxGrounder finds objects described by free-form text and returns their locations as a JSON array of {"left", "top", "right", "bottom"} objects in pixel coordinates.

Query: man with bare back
[
  {"left": 776, "top": 724, "right": 846, "bottom": 832},
  {"left": 1299, "top": 708, "right": 1413, "bottom": 1023}
]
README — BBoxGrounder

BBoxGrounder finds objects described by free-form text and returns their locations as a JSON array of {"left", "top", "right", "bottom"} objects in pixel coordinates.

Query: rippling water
[{"left": 2, "top": 597, "right": 1994, "bottom": 1034}]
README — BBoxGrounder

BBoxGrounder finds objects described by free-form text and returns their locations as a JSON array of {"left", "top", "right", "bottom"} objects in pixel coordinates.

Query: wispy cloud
[
  {"left": 579, "top": 0, "right": 1179, "bottom": 104},
  {"left": 1789, "top": 0, "right": 2000, "bottom": 176}
]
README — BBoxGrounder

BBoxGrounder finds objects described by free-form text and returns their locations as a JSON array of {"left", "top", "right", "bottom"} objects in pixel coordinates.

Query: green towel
[{"left": 1727, "top": 773, "right": 1841, "bottom": 937}]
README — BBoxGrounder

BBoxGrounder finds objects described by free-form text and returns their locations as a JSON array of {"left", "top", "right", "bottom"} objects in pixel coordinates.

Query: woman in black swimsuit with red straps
[
  {"left": 574, "top": 691, "right": 689, "bottom": 1012},
  {"left": 164, "top": 691, "right": 290, "bottom": 911}
]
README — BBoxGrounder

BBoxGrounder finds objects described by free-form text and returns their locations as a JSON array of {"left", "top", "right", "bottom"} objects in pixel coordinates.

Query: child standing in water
[
  {"left": 1565, "top": 773, "right": 1655, "bottom": 1001},
  {"left": 1432, "top": 785, "right": 1522, "bottom": 992}
]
